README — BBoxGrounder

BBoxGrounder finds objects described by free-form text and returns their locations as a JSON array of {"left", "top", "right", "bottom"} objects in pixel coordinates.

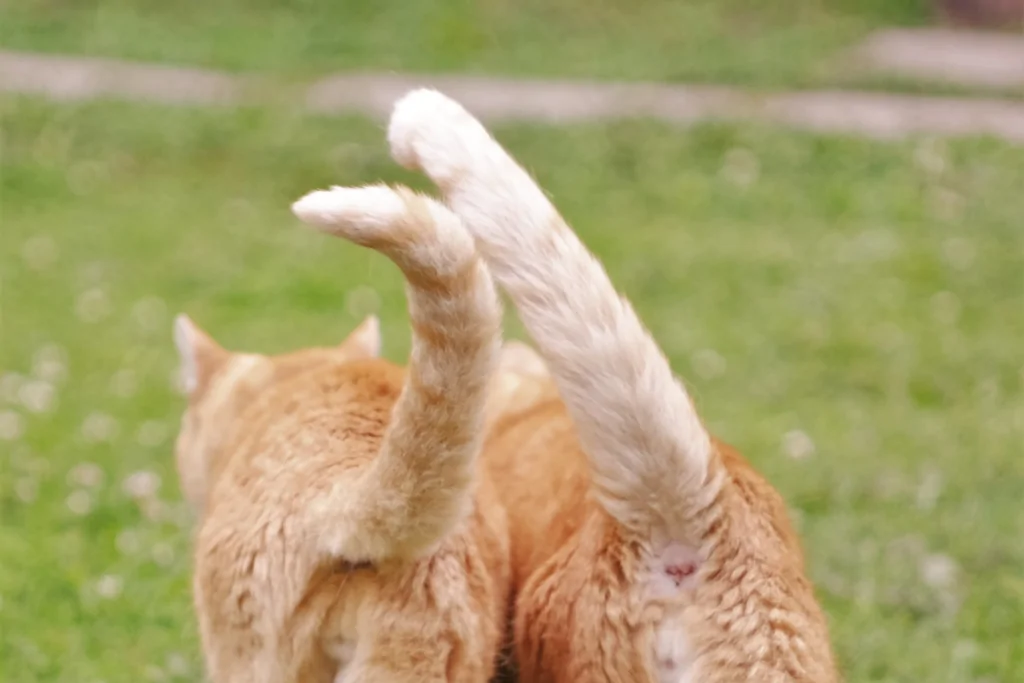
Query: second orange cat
[
  {"left": 173, "top": 186, "right": 510, "bottom": 682},
  {"left": 389, "top": 89, "right": 840, "bottom": 683}
]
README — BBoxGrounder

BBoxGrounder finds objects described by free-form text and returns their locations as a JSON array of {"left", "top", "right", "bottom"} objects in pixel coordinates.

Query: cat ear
[
  {"left": 174, "top": 314, "right": 228, "bottom": 395},
  {"left": 340, "top": 315, "right": 381, "bottom": 358}
]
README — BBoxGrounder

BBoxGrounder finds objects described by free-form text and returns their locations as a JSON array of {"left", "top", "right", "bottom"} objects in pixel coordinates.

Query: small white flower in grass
[
  {"left": 874, "top": 470, "right": 907, "bottom": 500},
  {"left": 781, "top": 430, "right": 815, "bottom": 460},
  {"left": 942, "top": 237, "right": 975, "bottom": 271},
  {"left": 930, "top": 291, "right": 961, "bottom": 326},
  {"left": 123, "top": 470, "right": 162, "bottom": 499},
  {"left": 75, "top": 287, "right": 112, "bottom": 323},
  {"left": 152, "top": 542, "right": 176, "bottom": 567},
  {"left": 67, "top": 160, "right": 108, "bottom": 196},
  {"left": 95, "top": 574, "right": 123, "bottom": 599},
  {"left": 951, "top": 640, "right": 977, "bottom": 665},
  {"left": 0, "top": 373, "right": 24, "bottom": 403},
  {"left": 855, "top": 229, "right": 901, "bottom": 264},
  {"left": 170, "top": 502, "right": 195, "bottom": 529},
  {"left": 929, "top": 187, "right": 965, "bottom": 223},
  {"left": 81, "top": 412, "right": 119, "bottom": 442},
  {"left": 110, "top": 368, "right": 138, "bottom": 398},
  {"left": 0, "top": 410, "right": 24, "bottom": 441},
  {"left": 165, "top": 653, "right": 191, "bottom": 677},
  {"left": 132, "top": 296, "right": 167, "bottom": 334},
  {"left": 77, "top": 262, "right": 107, "bottom": 287},
  {"left": 887, "top": 533, "right": 926, "bottom": 560},
  {"left": 914, "top": 137, "right": 948, "bottom": 176},
  {"left": 874, "top": 321, "right": 908, "bottom": 353},
  {"left": 19, "top": 380, "right": 55, "bottom": 414},
  {"left": 691, "top": 349, "right": 726, "bottom": 380},
  {"left": 345, "top": 285, "right": 381, "bottom": 319},
  {"left": 141, "top": 498, "right": 169, "bottom": 523},
  {"left": 21, "top": 235, "right": 58, "bottom": 270},
  {"left": 116, "top": 529, "right": 142, "bottom": 556},
  {"left": 136, "top": 420, "right": 169, "bottom": 448},
  {"left": 67, "top": 462, "right": 105, "bottom": 488},
  {"left": 15, "top": 477, "right": 38, "bottom": 503},
  {"left": 915, "top": 468, "right": 943, "bottom": 511},
  {"left": 919, "top": 552, "right": 959, "bottom": 590},
  {"left": 144, "top": 665, "right": 166, "bottom": 682},
  {"left": 32, "top": 345, "right": 68, "bottom": 383},
  {"left": 11, "top": 449, "right": 50, "bottom": 475},
  {"left": 720, "top": 147, "right": 760, "bottom": 188},
  {"left": 66, "top": 489, "right": 93, "bottom": 516},
  {"left": 853, "top": 577, "right": 876, "bottom": 608},
  {"left": 976, "top": 377, "right": 999, "bottom": 406}
]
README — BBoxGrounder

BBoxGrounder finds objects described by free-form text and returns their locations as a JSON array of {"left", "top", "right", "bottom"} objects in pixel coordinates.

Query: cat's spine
[
  {"left": 292, "top": 184, "right": 501, "bottom": 560},
  {"left": 388, "top": 91, "right": 722, "bottom": 540}
]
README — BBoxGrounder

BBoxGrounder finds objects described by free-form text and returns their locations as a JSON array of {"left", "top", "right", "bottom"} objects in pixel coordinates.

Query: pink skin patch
[
  {"left": 665, "top": 562, "right": 697, "bottom": 585},
  {"left": 647, "top": 542, "right": 702, "bottom": 598}
]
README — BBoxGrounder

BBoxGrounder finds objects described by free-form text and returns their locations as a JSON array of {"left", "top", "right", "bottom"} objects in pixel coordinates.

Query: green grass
[
  {"left": 2, "top": 97, "right": 1023, "bottom": 682},
  {"left": 0, "top": 0, "right": 932, "bottom": 88}
]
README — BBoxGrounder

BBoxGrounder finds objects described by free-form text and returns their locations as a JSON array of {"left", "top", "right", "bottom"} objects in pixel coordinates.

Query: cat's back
[
  {"left": 194, "top": 355, "right": 406, "bottom": 609},
  {"left": 208, "top": 355, "right": 405, "bottom": 502}
]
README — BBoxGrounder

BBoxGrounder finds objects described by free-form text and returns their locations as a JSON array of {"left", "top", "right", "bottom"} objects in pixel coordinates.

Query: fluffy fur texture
[
  {"left": 389, "top": 89, "right": 838, "bottom": 683},
  {"left": 174, "top": 186, "right": 510, "bottom": 683}
]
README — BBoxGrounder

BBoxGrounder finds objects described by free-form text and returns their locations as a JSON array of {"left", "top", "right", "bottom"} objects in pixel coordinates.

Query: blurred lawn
[
  {"left": 0, "top": 0, "right": 932, "bottom": 87},
  {"left": 2, "top": 96, "right": 1023, "bottom": 682}
]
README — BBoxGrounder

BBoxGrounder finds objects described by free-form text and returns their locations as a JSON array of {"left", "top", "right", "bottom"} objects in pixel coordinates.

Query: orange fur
[
  {"left": 390, "top": 90, "right": 839, "bottom": 682},
  {"left": 173, "top": 186, "right": 510, "bottom": 683}
]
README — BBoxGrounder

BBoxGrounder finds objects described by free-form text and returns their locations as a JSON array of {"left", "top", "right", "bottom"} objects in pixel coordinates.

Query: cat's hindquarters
[
  {"left": 387, "top": 91, "right": 722, "bottom": 542},
  {"left": 293, "top": 184, "right": 502, "bottom": 561}
]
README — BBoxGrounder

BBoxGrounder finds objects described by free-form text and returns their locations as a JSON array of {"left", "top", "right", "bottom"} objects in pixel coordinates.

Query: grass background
[
  {"left": 1, "top": 0, "right": 932, "bottom": 87},
  {"left": 2, "top": 2, "right": 1023, "bottom": 682}
]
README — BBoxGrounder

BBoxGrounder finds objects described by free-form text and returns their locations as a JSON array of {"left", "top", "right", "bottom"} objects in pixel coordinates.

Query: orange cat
[
  {"left": 173, "top": 185, "right": 510, "bottom": 682},
  {"left": 389, "top": 90, "right": 839, "bottom": 682}
]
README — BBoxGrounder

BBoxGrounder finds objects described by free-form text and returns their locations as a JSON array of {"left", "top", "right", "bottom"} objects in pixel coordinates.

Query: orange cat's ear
[
  {"left": 174, "top": 314, "right": 229, "bottom": 395},
  {"left": 340, "top": 315, "right": 381, "bottom": 358}
]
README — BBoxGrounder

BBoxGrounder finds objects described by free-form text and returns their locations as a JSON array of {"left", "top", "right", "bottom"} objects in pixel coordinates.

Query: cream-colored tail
[
  {"left": 292, "top": 184, "right": 501, "bottom": 560},
  {"left": 388, "top": 91, "right": 720, "bottom": 539}
]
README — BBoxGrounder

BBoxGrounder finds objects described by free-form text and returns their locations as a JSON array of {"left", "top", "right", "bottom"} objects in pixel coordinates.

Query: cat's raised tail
[
  {"left": 292, "top": 184, "right": 501, "bottom": 561},
  {"left": 388, "top": 91, "right": 721, "bottom": 541}
]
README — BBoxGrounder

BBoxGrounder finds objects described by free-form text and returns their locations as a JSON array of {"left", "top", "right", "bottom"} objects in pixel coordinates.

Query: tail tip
[
  {"left": 291, "top": 185, "right": 405, "bottom": 235},
  {"left": 387, "top": 88, "right": 471, "bottom": 173},
  {"left": 291, "top": 188, "right": 339, "bottom": 230}
]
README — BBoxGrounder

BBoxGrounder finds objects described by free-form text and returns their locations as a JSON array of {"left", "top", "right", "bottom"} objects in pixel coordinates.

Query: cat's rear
[
  {"left": 390, "top": 90, "right": 837, "bottom": 682},
  {"left": 173, "top": 186, "right": 509, "bottom": 682}
]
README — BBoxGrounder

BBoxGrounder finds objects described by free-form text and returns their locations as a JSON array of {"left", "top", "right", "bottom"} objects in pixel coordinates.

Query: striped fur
[
  {"left": 387, "top": 90, "right": 838, "bottom": 683},
  {"left": 388, "top": 90, "right": 717, "bottom": 541},
  {"left": 292, "top": 184, "right": 502, "bottom": 560},
  {"left": 172, "top": 185, "right": 509, "bottom": 683}
]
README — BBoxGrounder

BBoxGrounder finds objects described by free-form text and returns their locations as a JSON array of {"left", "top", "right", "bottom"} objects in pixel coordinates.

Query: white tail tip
[
  {"left": 291, "top": 185, "right": 406, "bottom": 235},
  {"left": 387, "top": 89, "right": 485, "bottom": 187}
]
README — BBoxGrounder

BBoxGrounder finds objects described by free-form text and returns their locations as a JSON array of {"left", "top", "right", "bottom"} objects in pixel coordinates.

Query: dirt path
[
  {"left": 4, "top": 49, "right": 1024, "bottom": 143},
  {"left": 852, "top": 28, "right": 1024, "bottom": 90}
]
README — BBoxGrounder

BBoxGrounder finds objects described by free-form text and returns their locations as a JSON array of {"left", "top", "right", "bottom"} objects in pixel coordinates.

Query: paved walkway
[
  {"left": 4, "top": 49, "right": 1024, "bottom": 144},
  {"left": 852, "top": 28, "right": 1024, "bottom": 90}
]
